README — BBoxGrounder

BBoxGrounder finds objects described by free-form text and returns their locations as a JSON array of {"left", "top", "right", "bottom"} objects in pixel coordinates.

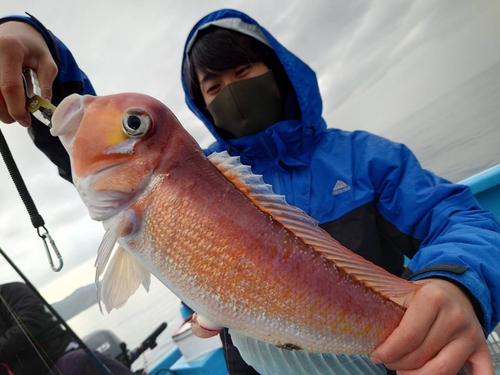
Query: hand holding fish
[
  {"left": 371, "top": 278, "right": 493, "bottom": 375},
  {"left": 0, "top": 20, "right": 57, "bottom": 127}
]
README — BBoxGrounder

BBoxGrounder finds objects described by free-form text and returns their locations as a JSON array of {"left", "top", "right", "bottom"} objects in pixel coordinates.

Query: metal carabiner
[
  {"left": 37, "top": 226, "right": 63, "bottom": 272},
  {"left": 23, "top": 70, "right": 55, "bottom": 128}
]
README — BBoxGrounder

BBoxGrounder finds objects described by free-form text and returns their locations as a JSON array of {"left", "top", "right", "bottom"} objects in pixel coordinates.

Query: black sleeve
[{"left": 0, "top": 283, "right": 52, "bottom": 360}]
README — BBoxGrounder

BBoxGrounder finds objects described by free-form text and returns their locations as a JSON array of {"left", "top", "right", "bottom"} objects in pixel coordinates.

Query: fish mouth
[{"left": 50, "top": 94, "right": 94, "bottom": 139}]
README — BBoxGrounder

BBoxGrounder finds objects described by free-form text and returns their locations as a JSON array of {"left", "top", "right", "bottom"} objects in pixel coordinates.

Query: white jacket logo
[{"left": 332, "top": 180, "right": 351, "bottom": 195}]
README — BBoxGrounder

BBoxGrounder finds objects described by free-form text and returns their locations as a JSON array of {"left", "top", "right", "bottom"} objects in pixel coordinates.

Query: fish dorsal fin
[{"left": 208, "top": 151, "right": 419, "bottom": 301}]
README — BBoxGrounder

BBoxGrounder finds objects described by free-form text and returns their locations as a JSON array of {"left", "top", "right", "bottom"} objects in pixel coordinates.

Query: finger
[
  {"left": 371, "top": 295, "right": 437, "bottom": 364},
  {"left": 0, "top": 78, "right": 31, "bottom": 127},
  {"left": 0, "top": 45, "right": 30, "bottom": 126},
  {"left": 382, "top": 304, "right": 472, "bottom": 370},
  {"left": 36, "top": 55, "right": 58, "bottom": 101},
  {"left": 395, "top": 338, "right": 492, "bottom": 375},
  {"left": 0, "top": 95, "right": 15, "bottom": 124},
  {"left": 465, "top": 340, "right": 494, "bottom": 375}
]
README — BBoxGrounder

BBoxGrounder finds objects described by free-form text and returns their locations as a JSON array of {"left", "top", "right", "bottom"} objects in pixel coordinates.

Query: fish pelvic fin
[
  {"left": 208, "top": 151, "right": 419, "bottom": 302},
  {"left": 95, "top": 209, "right": 146, "bottom": 312}
]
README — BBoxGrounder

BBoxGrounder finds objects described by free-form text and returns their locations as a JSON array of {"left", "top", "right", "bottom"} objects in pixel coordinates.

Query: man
[{"left": 0, "top": 10, "right": 499, "bottom": 374}]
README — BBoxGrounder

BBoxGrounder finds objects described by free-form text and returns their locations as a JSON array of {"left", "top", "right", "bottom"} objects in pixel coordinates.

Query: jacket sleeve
[
  {"left": 0, "top": 283, "right": 52, "bottom": 360},
  {"left": 0, "top": 14, "right": 97, "bottom": 183},
  {"left": 364, "top": 132, "right": 500, "bottom": 334}
]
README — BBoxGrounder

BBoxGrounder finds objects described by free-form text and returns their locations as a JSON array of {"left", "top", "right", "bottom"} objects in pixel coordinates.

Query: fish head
[{"left": 50, "top": 93, "right": 192, "bottom": 220}]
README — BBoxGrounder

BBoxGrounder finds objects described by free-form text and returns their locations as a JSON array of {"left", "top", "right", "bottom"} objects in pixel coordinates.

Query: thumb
[{"left": 36, "top": 56, "right": 58, "bottom": 101}]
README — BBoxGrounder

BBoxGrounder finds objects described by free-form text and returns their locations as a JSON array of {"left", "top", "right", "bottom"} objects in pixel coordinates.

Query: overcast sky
[{"left": 0, "top": 0, "right": 499, "bottom": 303}]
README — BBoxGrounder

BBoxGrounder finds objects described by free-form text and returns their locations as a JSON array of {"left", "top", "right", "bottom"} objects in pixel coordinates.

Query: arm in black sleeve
[{"left": 0, "top": 283, "right": 52, "bottom": 360}]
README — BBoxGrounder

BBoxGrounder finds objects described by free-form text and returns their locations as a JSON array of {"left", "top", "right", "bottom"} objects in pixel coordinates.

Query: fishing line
[
  {"left": 0, "top": 292, "right": 61, "bottom": 375},
  {"left": 221, "top": 328, "right": 233, "bottom": 374},
  {"left": 0, "top": 247, "right": 114, "bottom": 375}
]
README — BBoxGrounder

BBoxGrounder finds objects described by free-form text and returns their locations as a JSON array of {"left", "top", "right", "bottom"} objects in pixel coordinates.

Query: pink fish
[{"left": 50, "top": 93, "right": 472, "bottom": 374}]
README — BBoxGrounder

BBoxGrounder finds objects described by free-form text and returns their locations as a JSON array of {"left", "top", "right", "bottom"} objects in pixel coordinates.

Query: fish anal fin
[
  {"left": 208, "top": 151, "right": 420, "bottom": 302},
  {"left": 100, "top": 245, "right": 151, "bottom": 313}
]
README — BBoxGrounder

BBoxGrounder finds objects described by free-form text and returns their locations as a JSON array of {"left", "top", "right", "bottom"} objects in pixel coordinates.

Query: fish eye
[{"left": 122, "top": 109, "right": 152, "bottom": 138}]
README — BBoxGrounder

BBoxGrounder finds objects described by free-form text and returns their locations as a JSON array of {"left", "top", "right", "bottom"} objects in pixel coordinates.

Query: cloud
[
  {"left": 1, "top": 0, "right": 499, "bottom": 296},
  {"left": 316, "top": 0, "right": 473, "bottom": 111}
]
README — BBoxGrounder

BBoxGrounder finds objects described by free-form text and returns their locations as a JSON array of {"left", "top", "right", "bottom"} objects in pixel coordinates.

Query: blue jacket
[
  {"left": 181, "top": 9, "right": 500, "bottom": 333},
  {"left": 3, "top": 10, "right": 500, "bottom": 334}
]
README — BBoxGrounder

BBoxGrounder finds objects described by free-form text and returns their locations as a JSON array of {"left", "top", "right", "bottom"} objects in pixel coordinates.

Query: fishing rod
[
  {"left": 0, "top": 291, "right": 62, "bottom": 375},
  {"left": 0, "top": 247, "right": 113, "bottom": 375}
]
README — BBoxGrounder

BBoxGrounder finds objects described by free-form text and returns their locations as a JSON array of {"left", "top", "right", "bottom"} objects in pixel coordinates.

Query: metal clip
[
  {"left": 23, "top": 71, "right": 55, "bottom": 128},
  {"left": 38, "top": 226, "right": 63, "bottom": 272},
  {"left": 26, "top": 95, "right": 55, "bottom": 128}
]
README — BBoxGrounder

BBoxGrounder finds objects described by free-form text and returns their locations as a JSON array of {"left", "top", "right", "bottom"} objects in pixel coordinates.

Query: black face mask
[{"left": 206, "top": 70, "right": 284, "bottom": 138}]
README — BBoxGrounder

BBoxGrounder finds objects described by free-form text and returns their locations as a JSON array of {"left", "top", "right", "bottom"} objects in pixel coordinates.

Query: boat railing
[
  {"left": 460, "top": 163, "right": 500, "bottom": 372},
  {"left": 460, "top": 163, "right": 500, "bottom": 220}
]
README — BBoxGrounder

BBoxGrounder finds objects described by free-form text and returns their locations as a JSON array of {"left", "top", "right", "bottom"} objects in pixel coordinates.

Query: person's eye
[
  {"left": 206, "top": 84, "right": 219, "bottom": 95},
  {"left": 236, "top": 65, "right": 251, "bottom": 77}
]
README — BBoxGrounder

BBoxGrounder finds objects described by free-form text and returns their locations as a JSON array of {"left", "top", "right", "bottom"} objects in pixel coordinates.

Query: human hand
[
  {"left": 370, "top": 278, "right": 493, "bottom": 375},
  {"left": 0, "top": 21, "right": 57, "bottom": 127}
]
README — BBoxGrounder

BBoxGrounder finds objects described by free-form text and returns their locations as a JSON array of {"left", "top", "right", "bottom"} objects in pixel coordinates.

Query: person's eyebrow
[{"left": 200, "top": 71, "right": 220, "bottom": 84}]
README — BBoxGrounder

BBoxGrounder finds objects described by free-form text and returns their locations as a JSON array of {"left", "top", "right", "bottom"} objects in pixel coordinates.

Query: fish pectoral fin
[
  {"left": 95, "top": 209, "right": 142, "bottom": 312},
  {"left": 99, "top": 245, "right": 151, "bottom": 313},
  {"left": 191, "top": 313, "right": 222, "bottom": 338}
]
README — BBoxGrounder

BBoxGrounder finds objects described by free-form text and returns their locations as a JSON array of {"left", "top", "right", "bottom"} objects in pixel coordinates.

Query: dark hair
[{"left": 188, "top": 26, "right": 293, "bottom": 112}]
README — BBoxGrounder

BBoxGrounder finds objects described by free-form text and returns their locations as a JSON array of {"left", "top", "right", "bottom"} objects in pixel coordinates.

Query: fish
[{"left": 50, "top": 93, "right": 473, "bottom": 375}]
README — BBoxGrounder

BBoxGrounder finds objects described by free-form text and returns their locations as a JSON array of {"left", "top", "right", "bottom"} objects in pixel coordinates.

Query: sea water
[{"left": 380, "top": 60, "right": 500, "bottom": 183}]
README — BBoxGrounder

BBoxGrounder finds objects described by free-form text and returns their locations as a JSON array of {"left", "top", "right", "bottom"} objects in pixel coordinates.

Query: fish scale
[{"left": 111, "top": 150, "right": 404, "bottom": 354}]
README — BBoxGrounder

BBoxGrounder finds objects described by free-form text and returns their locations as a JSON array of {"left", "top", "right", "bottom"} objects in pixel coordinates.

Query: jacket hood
[{"left": 181, "top": 9, "right": 326, "bottom": 167}]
